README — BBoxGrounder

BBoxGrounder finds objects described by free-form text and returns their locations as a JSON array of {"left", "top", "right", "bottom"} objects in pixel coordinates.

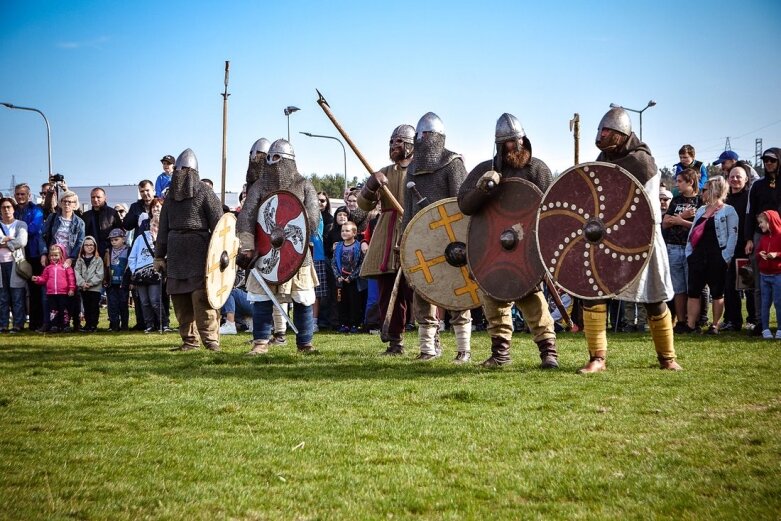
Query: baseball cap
[
  {"left": 108, "top": 228, "right": 126, "bottom": 238},
  {"left": 161, "top": 155, "right": 175, "bottom": 164},
  {"left": 659, "top": 188, "right": 672, "bottom": 200},
  {"left": 713, "top": 150, "right": 738, "bottom": 165},
  {"left": 761, "top": 150, "right": 778, "bottom": 161}
]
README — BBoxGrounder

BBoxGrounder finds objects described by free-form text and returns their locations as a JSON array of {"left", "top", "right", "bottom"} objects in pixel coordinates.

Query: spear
[{"left": 220, "top": 61, "right": 230, "bottom": 206}]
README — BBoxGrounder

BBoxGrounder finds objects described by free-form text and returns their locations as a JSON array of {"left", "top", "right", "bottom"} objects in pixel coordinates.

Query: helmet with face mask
[
  {"left": 390, "top": 124, "right": 415, "bottom": 160},
  {"left": 246, "top": 138, "right": 272, "bottom": 185},
  {"left": 263, "top": 139, "right": 298, "bottom": 188},
  {"left": 175, "top": 148, "right": 199, "bottom": 172},
  {"left": 170, "top": 148, "right": 201, "bottom": 201},
  {"left": 414, "top": 112, "right": 448, "bottom": 172}
]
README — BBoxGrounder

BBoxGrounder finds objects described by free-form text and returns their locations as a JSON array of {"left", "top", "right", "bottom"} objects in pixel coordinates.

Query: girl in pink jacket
[{"left": 33, "top": 244, "right": 76, "bottom": 332}]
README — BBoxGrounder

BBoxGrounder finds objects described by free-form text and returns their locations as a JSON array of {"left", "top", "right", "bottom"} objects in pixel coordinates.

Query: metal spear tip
[
  {"left": 1, "top": 103, "right": 14, "bottom": 108},
  {"left": 316, "top": 89, "right": 329, "bottom": 107}
]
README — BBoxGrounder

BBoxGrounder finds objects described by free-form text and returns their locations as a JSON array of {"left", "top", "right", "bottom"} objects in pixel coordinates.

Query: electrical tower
[
  {"left": 724, "top": 137, "right": 731, "bottom": 151},
  {"left": 755, "top": 138, "right": 763, "bottom": 166}
]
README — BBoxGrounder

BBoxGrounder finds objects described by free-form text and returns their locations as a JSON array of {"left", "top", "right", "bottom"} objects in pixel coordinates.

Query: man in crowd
[
  {"left": 579, "top": 107, "right": 681, "bottom": 372},
  {"left": 83, "top": 187, "right": 123, "bottom": 258},
  {"left": 402, "top": 112, "right": 472, "bottom": 362},
  {"left": 155, "top": 154, "right": 176, "bottom": 199},
  {"left": 458, "top": 113, "right": 559, "bottom": 368},
  {"left": 13, "top": 183, "right": 45, "bottom": 330},
  {"left": 124, "top": 180, "right": 155, "bottom": 235},
  {"left": 357, "top": 124, "right": 415, "bottom": 356}
]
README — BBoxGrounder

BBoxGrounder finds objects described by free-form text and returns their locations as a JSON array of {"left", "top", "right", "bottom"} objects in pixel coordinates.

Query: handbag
[
  {"left": 0, "top": 222, "right": 32, "bottom": 280},
  {"left": 689, "top": 216, "right": 709, "bottom": 249},
  {"left": 131, "top": 232, "right": 161, "bottom": 285}
]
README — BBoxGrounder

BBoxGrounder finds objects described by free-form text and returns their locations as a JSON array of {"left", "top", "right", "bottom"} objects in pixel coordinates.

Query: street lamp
[
  {"left": 284, "top": 106, "right": 300, "bottom": 141},
  {"left": 609, "top": 100, "right": 656, "bottom": 141},
  {"left": 2, "top": 102, "right": 52, "bottom": 178},
  {"left": 300, "top": 132, "right": 347, "bottom": 196}
]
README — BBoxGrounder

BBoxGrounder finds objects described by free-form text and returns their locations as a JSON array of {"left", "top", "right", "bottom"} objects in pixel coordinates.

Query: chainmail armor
[
  {"left": 413, "top": 133, "right": 460, "bottom": 174},
  {"left": 401, "top": 156, "right": 467, "bottom": 231}
]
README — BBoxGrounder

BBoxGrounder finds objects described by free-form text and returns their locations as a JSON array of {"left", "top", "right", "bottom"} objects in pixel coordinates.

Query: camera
[{"left": 50, "top": 173, "right": 65, "bottom": 183}]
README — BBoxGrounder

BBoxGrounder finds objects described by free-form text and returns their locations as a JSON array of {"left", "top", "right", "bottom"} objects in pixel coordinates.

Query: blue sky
[{"left": 2, "top": 0, "right": 780, "bottom": 196}]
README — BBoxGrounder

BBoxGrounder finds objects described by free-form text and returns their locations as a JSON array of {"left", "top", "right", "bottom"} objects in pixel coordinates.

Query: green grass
[{"left": 1, "top": 326, "right": 780, "bottom": 520}]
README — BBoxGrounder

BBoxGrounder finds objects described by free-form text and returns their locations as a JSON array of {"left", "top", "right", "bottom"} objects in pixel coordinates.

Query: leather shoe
[
  {"left": 453, "top": 351, "right": 471, "bottom": 364},
  {"left": 658, "top": 356, "right": 683, "bottom": 371},
  {"left": 415, "top": 352, "right": 439, "bottom": 361},
  {"left": 246, "top": 341, "right": 269, "bottom": 355},
  {"left": 540, "top": 353, "right": 559, "bottom": 369},
  {"left": 170, "top": 344, "right": 198, "bottom": 352},
  {"left": 578, "top": 356, "right": 606, "bottom": 374}
]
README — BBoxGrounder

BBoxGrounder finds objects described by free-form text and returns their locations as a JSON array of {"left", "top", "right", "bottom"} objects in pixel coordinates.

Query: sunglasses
[
  {"left": 763, "top": 157, "right": 778, "bottom": 164},
  {"left": 318, "top": 199, "right": 327, "bottom": 203}
]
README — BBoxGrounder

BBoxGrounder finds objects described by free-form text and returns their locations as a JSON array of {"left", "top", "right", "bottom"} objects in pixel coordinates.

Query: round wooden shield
[
  {"left": 536, "top": 162, "right": 655, "bottom": 299},
  {"left": 206, "top": 213, "right": 241, "bottom": 309},
  {"left": 254, "top": 190, "right": 309, "bottom": 285},
  {"left": 467, "top": 178, "right": 545, "bottom": 302},
  {"left": 400, "top": 198, "right": 482, "bottom": 311}
]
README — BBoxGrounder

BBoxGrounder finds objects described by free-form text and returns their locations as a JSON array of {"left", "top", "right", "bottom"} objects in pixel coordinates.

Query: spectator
[
  {"left": 318, "top": 191, "right": 333, "bottom": 230},
  {"left": 756, "top": 210, "right": 781, "bottom": 339},
  {"left": 73, "top": 236, "right": 104, "bottom": 332},
  {"left": 41, "top": 190, "right": 85, "bottom": 269},
  {"left": 128, "top": 219, "right": 168, "bottom": 333},
  {"left": 332, "top": 221, "right": 366, "bottom": 333},
  {"left": 103, "top": 228, "right": 130, "bottom": 332},
  {"left": 345, "top": 192, "right": 368, "bottom": 235},
  {"left": 14, "top": 183, "right": 46, "bottom": 330},
  {"left": 124, "top": 180, "right": 155, "bottom": 236},
  {"left": 311, "top": 204, "right": 328, "bottom": 332},
  {"left": 219, "top": 270, "right": 252, "bottom": 335},
  {"left": 722, "top": 165, "right": 754, "bottom": 331},
  {"left": 674, "top": 144, "right": 708, "bottom": 190},
  {"left": 83, "top": 187, "right": 123, "bottom": 258},
  {"left": 663, "top": 168, "right": 701, "bottom": 332},
  {"left": 155, "top": 155, "right": 175, "bottom": 199},
  {"left": 32, "top": 244, "right": 76, "bottom": 333},
  {"left": 683, "top": 177, "right": 738, "bottom": 334},
  {"left": 138, "top": 197, "right": 163, "bottom": 233},
  {"left": 0, "top": 197, "right": 28, "bottom": 333}
]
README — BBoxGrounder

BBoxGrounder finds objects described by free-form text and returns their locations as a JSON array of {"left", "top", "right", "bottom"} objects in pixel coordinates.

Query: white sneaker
[
  {"left": 762, "top": 329, "right": 773, "bottom": 339},
  {"left": 775, "top": 330, "right": 781, "bottom": 340},
  {"left": 219, "top": 321, "right": 237, "bottom": 335}
]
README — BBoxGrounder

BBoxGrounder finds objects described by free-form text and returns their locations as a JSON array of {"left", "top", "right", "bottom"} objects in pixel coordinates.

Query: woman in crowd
[
  {"left": 683, "top": 176, "right": 739, "bottom": 334},
  {"left": 0, "top": 198, "right": 29, "bottom": 333},
  {"left": 129, "top": 217, "right": 167, "bottom": 333},
  {"left": 663, "top": 168, "right": 701, "bottom": 331}
]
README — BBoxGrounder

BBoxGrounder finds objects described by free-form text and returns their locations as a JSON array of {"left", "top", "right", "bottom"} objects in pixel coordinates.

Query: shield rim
[
  {"left": 400, "top": 197, "right": 482, "bottom": 311},
  {"left": 535, "top": 161, "right": 656, "bottom": 300},
  {"left": 254, "top": 189, "right": 310, "bottom": 286},
  {"left": 467, "top": 177, "right": 546, "bottom": 302},
  {"left": 205, "top": 212, "right": 241, "bottom": 309}
]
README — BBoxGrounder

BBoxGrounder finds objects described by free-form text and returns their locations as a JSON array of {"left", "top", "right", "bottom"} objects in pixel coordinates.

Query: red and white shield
[{"left": 254, "top": 190, "right": 309, "bottom": 285}]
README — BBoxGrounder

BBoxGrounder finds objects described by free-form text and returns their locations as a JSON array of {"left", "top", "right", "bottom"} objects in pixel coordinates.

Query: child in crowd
[
  {"left": 104, "top": 228, "right": 130, "bottom": 332},
  {"left": 32, "top": 244, "right": 76, "bottom": 332},
  {"left": 74, "top": 236, "right": 104, "bottom": 332},
  {"left": 332, "top": 221, "right": 366, "bottom": 333},
  {"left": 129, "top": 218, "right": 167, "bottom": 333},
  {"left": 756, "top": 210, "right": 781, "bottom": 339}
]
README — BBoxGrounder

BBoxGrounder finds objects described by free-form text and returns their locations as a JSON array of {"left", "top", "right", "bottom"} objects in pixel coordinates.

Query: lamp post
[
  {"left": 609, "top": 100, "right": 656, "bottom": 141},
  {"left": 2, "top": 102, "right": 52, "bottom": 178},
  {"left": 300, "top": 132, "right": 347, "bottom": 195},
  {"left": 284, "top": 106, "right": 300, "bottom": 141}
]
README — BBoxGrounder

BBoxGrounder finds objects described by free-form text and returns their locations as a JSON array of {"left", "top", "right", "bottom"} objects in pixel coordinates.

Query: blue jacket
[
  {"left": 40, "top": 212, "right": 86, "bottom": 262},
  {"left": 155, "top": 172, "right": 172, "bottom": 199},
  {"left": 674, "top": 160, "right": 709, "bottom": 190},
  {"left": 14, "top": 202, "right": 45, "bottom": 257},
  {"left": 685, "top": 204, "right": 739, "bottom": 264},
  {"left": 332, "top": 240, "right": 367, "bottom": 291}
]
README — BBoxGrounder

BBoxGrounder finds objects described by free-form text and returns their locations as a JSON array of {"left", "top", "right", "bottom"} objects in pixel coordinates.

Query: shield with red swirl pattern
[
  {"left": 254, "top": 190, "right": 309, "bottom": 285},
  {"left": 536, "top": 162, "right": 655, "bottom": 299}
]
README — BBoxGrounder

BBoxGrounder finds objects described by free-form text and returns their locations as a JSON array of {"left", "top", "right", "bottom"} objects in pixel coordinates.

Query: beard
[
  {"left": 596, "top": 130, "right": 627, "bottom": 152},
  {"left": 390, "top": 146, "right": 404, "bottom": 162},
  {"left": 503, "top": 146, "right": 531, "bottom": 169}
]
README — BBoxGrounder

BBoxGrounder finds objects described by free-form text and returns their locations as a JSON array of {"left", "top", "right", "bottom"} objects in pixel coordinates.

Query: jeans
[
  {"left": 137, "top": 283, "right": 167, "bottom": 329},
  {"left": 0, "top": 262, "right": 26, "bottom": 329},
  {"left": 252, "top": 300, "right": 313, "bottom": 346},
  {"left": 222, "top": 288, "right": 252, "bottom": 321},
  {"left": 106, "top": 285, "right": 129, "bottom": 330},
  {"left": 760, "top": 273, "right": 781, "bottom": 330}
]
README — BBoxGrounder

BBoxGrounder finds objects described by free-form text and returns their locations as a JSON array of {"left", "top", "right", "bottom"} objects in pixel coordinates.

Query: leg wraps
[
  {"left": 647, "top": 304, "right": 676, "bottom": 360},
  {"left": 583, "top": 303, "right": 608, "bottom": 358},
  {"left": 453, "top": 322, "right": 471, "bottom": 354}
]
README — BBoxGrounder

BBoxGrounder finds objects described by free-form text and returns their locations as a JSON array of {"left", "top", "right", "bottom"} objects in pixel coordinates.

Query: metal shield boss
[
  {"left": 536, "top": 162, "right": 655, "bottom": 299},
  {"left": 253, "top": 190, "right": 309, "bottom": 285},
  {"left": 400, "top": 197, "right": 482, "bottom": 311},
  {"left": 467, "top": 178, "right": 545, "bottom": 302},
  {"left": 205, "top": 213, "right": 241, "bottom": 309}
]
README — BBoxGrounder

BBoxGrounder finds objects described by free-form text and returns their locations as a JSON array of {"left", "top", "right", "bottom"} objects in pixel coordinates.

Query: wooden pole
[{"left": 220, "top": 61, "right": 230, "bottom": 206}]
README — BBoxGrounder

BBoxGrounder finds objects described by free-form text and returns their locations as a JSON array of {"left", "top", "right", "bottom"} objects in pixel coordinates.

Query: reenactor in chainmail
[
  {"left": 458, "top": 113, "right": 559, "bottom": 369},
  {"left": 154, "top": 149, "right": 223, "bottom": 351},
  {"left": 245, "top": 137, "right": 271, "bottom": 186},
  {"left": 237, "top": 139, "right": 320, "bottom": 355},
  {"left": 402, "top": 112, "right": 472, "bottom": 362},
  {"left": 578, "top": 107, "right": 680, "bottom": 373},
  {"left": 357, "top": 124, "right": 415, "bottom": 356}
]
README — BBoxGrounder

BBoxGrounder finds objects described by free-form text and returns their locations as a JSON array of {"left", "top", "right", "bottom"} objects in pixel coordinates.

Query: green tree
[{"left": 306, "top": 173, "right": 364, "bottom": 198}]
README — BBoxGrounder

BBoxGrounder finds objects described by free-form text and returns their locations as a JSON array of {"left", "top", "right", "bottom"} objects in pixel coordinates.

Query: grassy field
[{"left": 1, "top": 326, "right": 780, "bottom": 520}]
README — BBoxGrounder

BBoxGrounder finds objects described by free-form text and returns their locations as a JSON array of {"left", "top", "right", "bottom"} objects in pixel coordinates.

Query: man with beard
[
  {"left": 402, "top": 112, "right": 472, "bottom": 362},
  {"left": 579, "top": 107, "right": 681, "bottom": 372},
  {"left": 237, "top": 139, "right": 319, "bottom": 355},
  {"left": 744, "top": 147, "right": 781, "bottom": 335},
  {"left": 357, "top": 124, "right": 415, "bottom": 355},
  {"left": 154, "top": 149, "right": 223, "bottom": 351},
  {"left": 458, "top": 113, "right": 559, "bottom": 369}
]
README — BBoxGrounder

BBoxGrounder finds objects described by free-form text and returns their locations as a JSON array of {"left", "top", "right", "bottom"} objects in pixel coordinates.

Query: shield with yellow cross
[
  {"left": 400, "top": 197, "right": 482, "bottom": 311},
  {"left": 205, "top": 212, "right": 242, "bottom": 309}
]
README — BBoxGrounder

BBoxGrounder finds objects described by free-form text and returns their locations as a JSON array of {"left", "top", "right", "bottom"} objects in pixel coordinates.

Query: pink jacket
[{"left": 34, "top": 245, "right": 76, "bottom": 295}]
